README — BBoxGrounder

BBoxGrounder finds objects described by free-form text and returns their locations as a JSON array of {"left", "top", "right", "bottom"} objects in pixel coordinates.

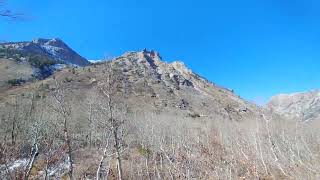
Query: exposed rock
[
  {"left": 99, "top": 50, "right": 262, "bottom": 121},
  {"left": 179, "top": 99, "right": 190, "bottom": 110},
  {"left": 267, "top": 90, "right": 320, "bottom": 121}
]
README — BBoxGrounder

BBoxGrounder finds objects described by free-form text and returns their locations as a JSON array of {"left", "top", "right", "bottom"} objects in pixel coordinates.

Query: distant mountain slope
[
  {"left": 0, "top": 38, "right": 90, "bottom": 89},
  {"left": 267, "top": 90, "right": 320, "bottom": 121},
  {"left": 0, "top": 38, "right": 90, "bottom": 66}
]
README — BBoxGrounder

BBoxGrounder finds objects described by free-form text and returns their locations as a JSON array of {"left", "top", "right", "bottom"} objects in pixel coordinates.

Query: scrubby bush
[
  {"left": 39, "top": 83, "right": 50, "bottom": 90},
  {"left": 64, "top": 77, "right": 73, "bottom": 82},
  {"left": 137, "top": 146, "right": 151, "bottom": 157},
  {"left": 72, "top": 68, "right": 76, "bottom": 74},
  {"left": 189, "top": 112, "right": 201, "bottom": 118},
  {"left": 28, "top": 54, "right": 56, "bottom": 69},
  {"left": 0, "top": 47, "right": 22, "bottom": 60},
  {"left": 7, "top": 78, "right": 25, "bottom": 86}
]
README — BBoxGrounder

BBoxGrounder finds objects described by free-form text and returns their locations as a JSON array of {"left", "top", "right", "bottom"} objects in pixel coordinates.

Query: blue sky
[{"left": 1, "top": 0, "right": 320, "bottom": 105}]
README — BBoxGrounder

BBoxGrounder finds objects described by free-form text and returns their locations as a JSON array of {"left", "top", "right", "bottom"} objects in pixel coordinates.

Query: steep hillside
[
  {"left": 0, "top": 50, "right": 318, "bottom": 179},
  {"left": 0, "top": 49, "right": 263, "bottom": 122}
]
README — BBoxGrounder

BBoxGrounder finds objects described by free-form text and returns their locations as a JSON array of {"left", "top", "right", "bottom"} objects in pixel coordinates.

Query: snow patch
[
  {"left": 88, "top": 59, "right": 105, "bottom": 63},
  {"left": 52, "top": 64, "right": 67, "bottom": 70},
  {"left": 41, "top": 45, "right": 63, "bottom": 57},
  {"left": 8, "top": 159, "right": 28, "bottom": 171},
  {"left": 48, "top": 156, "right": 71, "bottom": 177},
  {"left": 0, "top": 158, "right": 28, "bottom": 172}
]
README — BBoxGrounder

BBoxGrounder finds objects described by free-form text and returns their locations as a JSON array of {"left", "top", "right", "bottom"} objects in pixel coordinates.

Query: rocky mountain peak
[
  {"left": 170, "top": 61, "right": 193, "bottom": 77},
  {"left": 108, "top": 50, "right": 196, "bottom": 93},
  {"left": 118, "top": 50, "right": 192, "bottom": 78},
  {"left": 32, "top": 38, "right": 52, "bottom": 44},
  {"left": 142, "top": 49, "right": 162, "bottom": 60},
  {"left": 32, "top": 38, "right": 68, "bottom": 49}
]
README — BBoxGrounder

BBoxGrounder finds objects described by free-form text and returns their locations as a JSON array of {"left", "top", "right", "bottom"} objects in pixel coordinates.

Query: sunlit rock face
[{"left": 268, "top": 90, "right": 320, "bottom": 121}]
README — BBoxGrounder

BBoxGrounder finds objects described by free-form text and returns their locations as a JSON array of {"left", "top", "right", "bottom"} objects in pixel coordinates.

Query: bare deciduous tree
[
  {"left": 24, "top": 123, "right": 40, "bottom": 180},
  {"left": 51, "top": 79, "right": 74, "bottom": 179},
  {"left": 0, "top": 141, "right": 13, "bottom": 180},
  {"left": 96, "top": 61, "right": 129, "bottom": 180}
]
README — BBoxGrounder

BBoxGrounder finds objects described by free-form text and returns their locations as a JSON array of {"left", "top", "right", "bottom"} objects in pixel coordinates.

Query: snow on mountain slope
[{"left": 1, "top": 38, "right": 90, "bottom": 66}]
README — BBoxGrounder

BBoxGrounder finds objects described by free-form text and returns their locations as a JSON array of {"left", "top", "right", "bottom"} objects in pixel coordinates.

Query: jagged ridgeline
[{"left": 0, "top": 41, "right": 319, "bottom": 179}]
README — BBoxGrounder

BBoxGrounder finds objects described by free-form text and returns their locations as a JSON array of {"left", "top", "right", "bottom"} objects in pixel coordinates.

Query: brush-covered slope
[
  {"left": 1, "top": 50, "right": 315, "bottom": 179},
  {"left": 0, "top": 49, "right": 264, "bottom": 121}
]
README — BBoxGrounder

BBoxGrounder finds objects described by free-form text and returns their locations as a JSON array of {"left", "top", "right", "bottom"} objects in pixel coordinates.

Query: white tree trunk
[{"left": 24, "top": 143, "right": 39, "bottom": 180}]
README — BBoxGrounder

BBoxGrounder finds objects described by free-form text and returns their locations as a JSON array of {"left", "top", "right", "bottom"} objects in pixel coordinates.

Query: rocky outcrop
[
  {"left": 100, "top": 49, "right": 261, "bottom": 121},
  {"left": 267, "top": 90, "right": 320, "bottom": 121}
]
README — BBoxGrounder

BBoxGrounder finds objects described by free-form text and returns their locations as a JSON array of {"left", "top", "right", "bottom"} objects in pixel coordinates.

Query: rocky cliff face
[
  {"left": 267, "top": 90, "right": 320, "bottom": 121},
  {"left": 1, "top": 38, "right": 90, "bottom": 66}
]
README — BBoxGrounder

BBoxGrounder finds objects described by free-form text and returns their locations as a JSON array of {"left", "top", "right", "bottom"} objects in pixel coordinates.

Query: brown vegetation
[{"left": 0, "top": 51, "right": 320, "bottom": 179}]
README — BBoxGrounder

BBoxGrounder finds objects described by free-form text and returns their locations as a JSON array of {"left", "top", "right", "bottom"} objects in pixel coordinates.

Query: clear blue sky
[{"left": 1, "top": 0, "right": 320, "bottom": 105}]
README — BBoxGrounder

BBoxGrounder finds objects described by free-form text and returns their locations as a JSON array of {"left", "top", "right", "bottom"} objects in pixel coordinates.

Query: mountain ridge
[
  {"left": 0, "top": 38, "right": 90, "bottom": 66},
  {"left": 1, "top": 41, "right": 316, "bottom": 179},
  {"left": 0, "top": 38, "right": 90, "bottom": 88}
]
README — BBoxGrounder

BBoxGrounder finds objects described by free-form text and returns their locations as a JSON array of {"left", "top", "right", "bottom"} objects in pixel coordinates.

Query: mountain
[
  {"left": 0, "top": 38, "right": 90, "bottom": 66},
  {"left": 0, "top": 49, "right": 266, "bottom": 132},
  {"left": 87, "top": 50, "right": 262, "bottom": 122},
  {"left": 267, "top": 90, "right": 320, "bottom": 121},
  {"left": 0, "top": 49, "right": 266, "bottom": 128},
  {"left": 0, "top": 38, "right": 90, "bottom": 89},
  {"left": 1, "top": 49, "right": 315, "bottom": 179}
]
